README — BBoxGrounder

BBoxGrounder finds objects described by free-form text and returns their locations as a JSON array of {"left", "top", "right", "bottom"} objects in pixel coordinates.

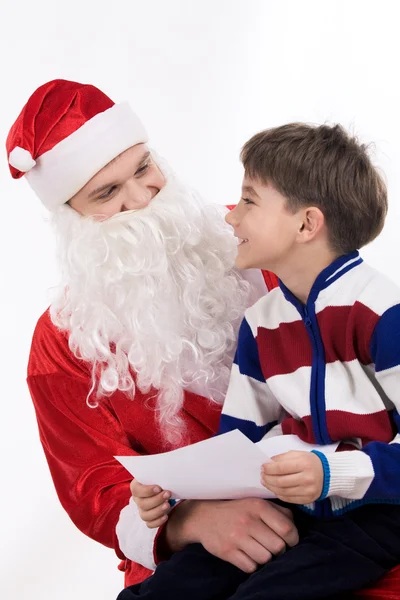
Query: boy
[{"left": 121, "top": 123, "right": 400, "bottom": 599}]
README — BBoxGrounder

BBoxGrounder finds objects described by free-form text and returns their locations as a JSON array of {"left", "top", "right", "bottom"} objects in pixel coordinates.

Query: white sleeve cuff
[
  {"left": 116, "top": 498, "right": 158, "bottom": 570},
  {"left": 325, "top": 450, "right": 375, "bottom": 500}
]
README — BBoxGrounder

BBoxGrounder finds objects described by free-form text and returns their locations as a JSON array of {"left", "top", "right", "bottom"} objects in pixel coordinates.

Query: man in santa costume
[{"left": 6, "top": 79, "right": 400, "bottom": 598}]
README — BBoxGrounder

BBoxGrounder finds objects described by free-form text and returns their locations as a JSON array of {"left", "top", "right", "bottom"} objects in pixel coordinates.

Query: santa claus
[{"left": 6, "top": 79, "right": 400, "bottom": 598}]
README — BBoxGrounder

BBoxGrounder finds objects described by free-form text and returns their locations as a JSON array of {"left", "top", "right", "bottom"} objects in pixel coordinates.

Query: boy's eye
[{"left": 242, "top": 197, "right": 254, "bottom": 205}]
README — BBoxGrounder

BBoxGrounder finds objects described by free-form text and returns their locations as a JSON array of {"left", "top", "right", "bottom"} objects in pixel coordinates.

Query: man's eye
[
  {"left": 135, "top": 162, "right": 149, "bottom": 176},
  {"left": 99, "top": 185, "right": 117, "bottom": 200}
]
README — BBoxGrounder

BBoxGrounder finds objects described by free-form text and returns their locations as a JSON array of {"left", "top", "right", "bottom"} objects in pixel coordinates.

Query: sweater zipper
[
  {"left": 304, "top": 305, "right": 324, "bottom": 445},
  {"left": 304, "top": 305, "right": 330, "bottom": 518}
]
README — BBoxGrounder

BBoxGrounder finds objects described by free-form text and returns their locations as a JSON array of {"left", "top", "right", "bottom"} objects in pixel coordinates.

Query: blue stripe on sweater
[
  {"left": 218, "top": 415, "right": 278, "bottom": 443},
  {"left": 357, "top": 409, "right": 400, "bottom": 499},
  {"left": 370, "top": 304, "right": 400, "bottom": 372},
  {"left": 318, "top": 253, "right": 362, "bottom": 290},
  {"left": 234, "top": 317, "right": 266, "bottom": 383},
  {"left": 358, "top": 441, "right": 400, "bottom": 498}
]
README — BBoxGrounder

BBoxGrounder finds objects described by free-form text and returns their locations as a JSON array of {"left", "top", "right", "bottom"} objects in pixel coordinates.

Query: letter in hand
[{"left": 130, "top": 479, "right": 172, "bottom": 528}]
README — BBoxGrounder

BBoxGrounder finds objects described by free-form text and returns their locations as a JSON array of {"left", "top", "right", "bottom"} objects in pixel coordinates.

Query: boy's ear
[{"left": 297, "top": 207, "right": 325, "bottom": 242}]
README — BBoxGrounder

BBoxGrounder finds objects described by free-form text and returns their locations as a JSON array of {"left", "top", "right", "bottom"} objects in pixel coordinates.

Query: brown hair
[{"left": 241, "top": 123, "right": 388, "bottom": 254}]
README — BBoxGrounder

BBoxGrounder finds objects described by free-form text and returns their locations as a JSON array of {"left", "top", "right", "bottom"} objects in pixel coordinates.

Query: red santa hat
[{"left": 6, "top": 79, "right": 148, "bottom": 210}]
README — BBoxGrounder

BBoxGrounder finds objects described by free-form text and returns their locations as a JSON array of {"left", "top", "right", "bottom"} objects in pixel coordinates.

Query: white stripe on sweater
[
  {"left": 316, "top": 263, "right": 400, "bottom": 316},
  {"left": 375, "top": 363, "right": 400, "bottom": 401},
  {"left": 267, "top": 366, "right": 312, "bottom": 419},
  {"left": 245, "top": 288, "right": 299, "bottom": 335},
  {"left": 226, "top": 359, "right": 395, "bottom": 431},
  {"left": 324, "top": 360, "right": 394, "bottom": 414},
  {"left": 246, "top": 265, "right": 400, "bottom": 337},
  {"left": 222, "top": 363, "right": 282, "bottom": 426}
]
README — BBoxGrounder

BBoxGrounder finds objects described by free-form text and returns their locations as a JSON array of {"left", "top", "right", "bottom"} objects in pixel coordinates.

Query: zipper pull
[{"left": 304, "top": 307, "right": 312, "bottom": 327}]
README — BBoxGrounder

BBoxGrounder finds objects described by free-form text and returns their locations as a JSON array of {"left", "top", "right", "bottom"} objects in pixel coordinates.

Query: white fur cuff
[{"left": 116, "top": 498, "right": 158, "bottom": 570}]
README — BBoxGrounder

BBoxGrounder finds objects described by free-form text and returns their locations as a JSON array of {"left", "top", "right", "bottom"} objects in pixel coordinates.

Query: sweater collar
[{"left": 278, "top": 250, "right": 363, "bottom": 309}]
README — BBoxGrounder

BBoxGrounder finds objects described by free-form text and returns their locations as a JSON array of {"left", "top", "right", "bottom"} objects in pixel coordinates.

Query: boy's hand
[
  {"left": 130, "top": 480, "right": 172, "bottom": 528},
  {"left": 261, "top": 451, "right": 324, "bottom": 504}
]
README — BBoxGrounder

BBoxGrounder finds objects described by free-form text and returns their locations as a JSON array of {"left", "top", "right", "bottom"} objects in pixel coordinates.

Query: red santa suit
[{"left": 28, "top": 308, "right": 219, "bottom": 585}]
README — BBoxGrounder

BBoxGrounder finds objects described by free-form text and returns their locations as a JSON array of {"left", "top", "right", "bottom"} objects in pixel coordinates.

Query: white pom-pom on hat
[{"left": 8, "top": 146, "right": 36, "bottom": 173}]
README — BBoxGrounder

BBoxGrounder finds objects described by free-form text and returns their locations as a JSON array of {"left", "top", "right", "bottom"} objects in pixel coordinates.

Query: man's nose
[{"left": 122, "top": 181, "right": 153, "bottom": 211}]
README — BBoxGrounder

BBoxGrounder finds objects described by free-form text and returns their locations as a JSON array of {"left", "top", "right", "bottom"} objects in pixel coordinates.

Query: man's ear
[{"left": 297, "top": 207, "right": 325, "bottom": 243}]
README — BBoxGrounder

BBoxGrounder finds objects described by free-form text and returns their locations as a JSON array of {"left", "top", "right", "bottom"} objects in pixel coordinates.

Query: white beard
[{"left": 50, "top": 161, "right": 250, "bottom": 443}]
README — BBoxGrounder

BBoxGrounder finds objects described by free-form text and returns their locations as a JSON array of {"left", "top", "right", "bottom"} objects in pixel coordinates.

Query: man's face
[
  {"left": 225, "top": 177, "right": 301, "bottom": 272},
  {"left": 69, "top": 143, "right": 166, "bottom": 217}
]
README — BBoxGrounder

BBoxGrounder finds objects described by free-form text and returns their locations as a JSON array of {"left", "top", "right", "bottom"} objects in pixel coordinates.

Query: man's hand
[
  {"left": 130, "top": 480, "right": 171, "bottom": 528},
  {"left": 163, "top": 498, "right": 299, "bottom": 574},
  {"left": 261, "top": 451, "right": 324, "bottom": 504}
]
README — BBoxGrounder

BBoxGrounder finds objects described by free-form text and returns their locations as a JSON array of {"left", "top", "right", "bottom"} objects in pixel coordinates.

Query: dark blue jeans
[{"left": 117, "top": 503, "right": 400, "bottom": 600}]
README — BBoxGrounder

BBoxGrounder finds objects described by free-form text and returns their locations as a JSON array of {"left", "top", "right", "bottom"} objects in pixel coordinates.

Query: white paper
[
  {"left": 256, "top": 433, "right": 338, "bottom": 458},
  {"left": 115, "top": 430, "right": 339, "bottom": 500}
]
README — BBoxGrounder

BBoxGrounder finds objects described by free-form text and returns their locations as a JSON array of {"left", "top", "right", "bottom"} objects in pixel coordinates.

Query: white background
[{"left": 1, "top": 1, "right": 400, "bottom": 599}]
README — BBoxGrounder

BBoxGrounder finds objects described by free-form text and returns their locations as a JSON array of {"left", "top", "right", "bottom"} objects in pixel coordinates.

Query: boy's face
[{"left": 225, "top": 177, "right": 301, "bottom": 272}]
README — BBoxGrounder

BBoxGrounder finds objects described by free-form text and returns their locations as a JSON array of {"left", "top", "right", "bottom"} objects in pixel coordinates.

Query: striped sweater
[{"left": 219, "top": 251, "right": 400, "bottom": 516}]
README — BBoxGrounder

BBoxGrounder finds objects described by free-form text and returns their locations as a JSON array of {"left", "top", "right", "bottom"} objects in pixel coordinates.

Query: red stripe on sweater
[
  {"left": 256, "top": 302, "right": 380, "bottom": 378},
  {"left": 281, "top": 414, "right": 316, "bottom": 443},
  {"left": 317, "top": 303, "right": 379, "bottom": 365},
  {"left": 324, "top": 409, "right": 395, "bottom": 445},
  {"left": 281, "top": 410, "right": 395, "bottom": 446},
  {"left": 257, "top": 321, "right": 313, "bottom": 378}
]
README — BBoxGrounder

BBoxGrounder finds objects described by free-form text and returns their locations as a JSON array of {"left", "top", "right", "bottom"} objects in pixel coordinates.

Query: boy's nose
[{"left": 225, "top": 207, "right": 239, "bottom": 228}]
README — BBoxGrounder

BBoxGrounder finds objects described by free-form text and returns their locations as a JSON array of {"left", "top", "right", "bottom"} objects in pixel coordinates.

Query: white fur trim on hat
[
  {"left": 9, "top": 147, "right": 36, "bottom": 172},
  {"left": 25, "top": 103, "right": 148, "bottom": 211}
]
